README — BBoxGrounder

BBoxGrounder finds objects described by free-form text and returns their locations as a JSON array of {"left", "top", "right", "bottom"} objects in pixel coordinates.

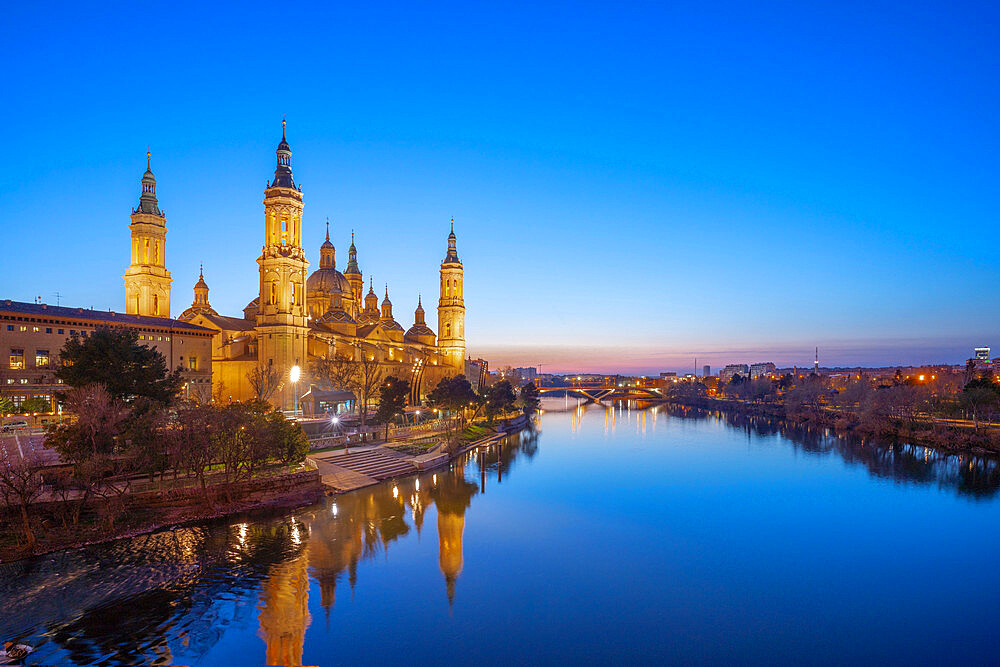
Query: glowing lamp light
[
  {"left": 289, "top": 365, "right": 301, "bottom": 383},
  {"left": 331, "top": 416, "right": 339, "bottom": 424}
]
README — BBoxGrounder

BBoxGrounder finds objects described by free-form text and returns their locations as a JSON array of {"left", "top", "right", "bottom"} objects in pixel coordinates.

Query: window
[
  {"left": 9, "top": 349, "right": 24, "bottom": 369},
  {"left": 69, "top": 330, "right": 75, "bottom": 335},
  {"left": 188, "top": 356, "right": 198, "bottom": 371},
  {"left": 35, "top": 350, "right": 49, "bottom": 367},
  {"left": 165, "top": 336, "right": 170, "bottom": 342},
  {"left": 19, "top": 326, "right": 27, "bottom": 332},
  {"left": 57, "top": 329, "right": 63, "bottom": 334},
  {"left": 139, "top": 335, "right": 145, "bottom": 340},
  {"left": 5, "top": 379, "right": 12, "bottom": 385},
  {"left": 45, "top": 328, "right": 52, "bottom": 334},
  {"left": 32, "top": 326, "right": 39, "bottom": 333},
  {"left": 6, "top": 325, "right": 12, "bottom": 331},
  {"left": 19, "top": 378, "right": 28, "bottom": 384}
]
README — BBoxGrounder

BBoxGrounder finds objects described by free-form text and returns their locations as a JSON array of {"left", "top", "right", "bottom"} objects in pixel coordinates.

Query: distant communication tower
[{"left": 814, "top": 347, "right": 819, "bottom": 375}]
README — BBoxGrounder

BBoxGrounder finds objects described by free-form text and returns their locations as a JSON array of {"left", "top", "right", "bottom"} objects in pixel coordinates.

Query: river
[{"left": 2, "top": 401, "right": 1000, "bottom": 665}]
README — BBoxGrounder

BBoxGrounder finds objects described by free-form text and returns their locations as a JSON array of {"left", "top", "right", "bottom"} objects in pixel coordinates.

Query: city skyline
[{"left": 3, "top": 2, "right": 997, "bottom": 373}]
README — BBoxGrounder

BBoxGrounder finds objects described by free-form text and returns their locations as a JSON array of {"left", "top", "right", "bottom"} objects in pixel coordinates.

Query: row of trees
[
  {"left": 671, "top": 369, "right": 1000, "bottom": 433},
  {"left": 1, "top": 327, "right": 309, "bottom": 552}
]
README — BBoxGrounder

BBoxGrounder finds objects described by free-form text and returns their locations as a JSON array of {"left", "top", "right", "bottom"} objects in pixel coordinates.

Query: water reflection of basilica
[{"left": 254, "top": 427, "right": 538, "bottom": 665}]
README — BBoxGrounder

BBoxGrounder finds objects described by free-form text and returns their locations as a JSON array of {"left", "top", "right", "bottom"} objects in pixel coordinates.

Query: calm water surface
[{"left": 3, "top": 401, "right": 1000, "bottom": 665}]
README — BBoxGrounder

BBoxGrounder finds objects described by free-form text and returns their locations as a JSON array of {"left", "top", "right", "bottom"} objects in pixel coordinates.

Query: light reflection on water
[{"left": 1, "top": 404, "right": 999, "bottom": 665}]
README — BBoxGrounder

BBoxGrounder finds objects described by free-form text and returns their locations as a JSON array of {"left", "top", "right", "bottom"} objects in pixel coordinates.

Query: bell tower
[
  {"left": 257, "top": 120, "right": 309, "bottom": 411},
  {"left": 437, "top": 220, "right": 465, "bottom": 371},
  {"left": 124, "top": 151, "right": 172, "bottom": 317}
]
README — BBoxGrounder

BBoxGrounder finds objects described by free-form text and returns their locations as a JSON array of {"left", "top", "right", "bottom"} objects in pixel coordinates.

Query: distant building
[
  {"left": 749, "top": 362, "right": 776, "bottom": 379},
  {"left": 720, "top": 364, "right": 749, "bottom": 382},
  {"left": 513, "top": 366, "right": 538, "bottom": 381},
  {"left": 660, "top": 372, "right": 677, "bottom": 377},
  {"left": 975, "top": 347, "right": 991, "bottom": 362},
  {"left": 703, "top": 364, "right": 711, "bottom": 377}
]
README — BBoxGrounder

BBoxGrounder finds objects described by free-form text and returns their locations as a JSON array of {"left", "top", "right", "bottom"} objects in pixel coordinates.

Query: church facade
[{"left": 133, "top": 122, "right": 466, "bottom": 411}]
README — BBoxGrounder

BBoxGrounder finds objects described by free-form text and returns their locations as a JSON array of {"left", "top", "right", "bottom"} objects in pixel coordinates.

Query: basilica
[{"left": 123, "top": 122, "right": 467, "bottom": 411}]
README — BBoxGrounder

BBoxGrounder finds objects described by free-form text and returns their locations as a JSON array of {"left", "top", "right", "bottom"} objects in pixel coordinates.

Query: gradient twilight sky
[{"left": 2, "top": 2, "right": 998, "bottom": 374}]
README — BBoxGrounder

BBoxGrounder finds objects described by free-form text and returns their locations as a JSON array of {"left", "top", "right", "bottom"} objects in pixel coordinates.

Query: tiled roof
[
  {"left": 199, "top": 313, "right": 257, "bottom": 332},
  {"left": 0, "top": 300, "right": 213, "bottom": 334}
]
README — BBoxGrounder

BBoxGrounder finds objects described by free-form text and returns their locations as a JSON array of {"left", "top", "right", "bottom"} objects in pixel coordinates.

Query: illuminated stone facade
[
  {"left": 175, "top": 123, "right": 467, "bottom": 410},
  {"left": 124, "top": 152, "right": 172, "bottom": 318}
]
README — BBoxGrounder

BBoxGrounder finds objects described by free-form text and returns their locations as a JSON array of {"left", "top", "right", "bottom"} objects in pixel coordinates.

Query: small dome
[
  {"left": 406, "top": 323, "right": 435, "bottom": 339},
  {"left": 381, "top": 289, "right": 392, "bottom": 307}
]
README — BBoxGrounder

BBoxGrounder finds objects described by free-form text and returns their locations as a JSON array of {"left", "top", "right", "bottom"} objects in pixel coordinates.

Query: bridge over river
[{"left": 537, "top": 384, "right": 668, "bottom": 404}]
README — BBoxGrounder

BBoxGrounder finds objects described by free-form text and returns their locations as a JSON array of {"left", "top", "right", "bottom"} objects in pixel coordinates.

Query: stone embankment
[{"left": 308, "top": 413, "right": 534, "bottom": 494}]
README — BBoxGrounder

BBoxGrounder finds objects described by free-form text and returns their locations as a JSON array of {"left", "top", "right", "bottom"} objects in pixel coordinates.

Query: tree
[
  {"left": 18, "top": 397, "right": 50, "bottom": 414},
  {"left": 45, "top": 385, "right": 131, "bottom": 527},
  {"left": 46, "top": 384, "right": 130, "bottom": 461},
  {"left": 0, "top": 441, "right": 45, "bottom": 550},
  {"left": 56, "top": 326, "right": 183, "bottom": 404},
  {"left": 518, "top": 381, "right": 541, "bottom": 414},
  {"left": 246, "top": 364, "right": 285, "bottom": 402},
  {"left": 484, "top": 380, "right": 517, "bottom": 422},
  {"left": 427, "top": 375, "right": 479, "bottom": 452},
  {"left": 355, "top": 354, "right": 385, "bottom": 431},
  {"left": 961, "top": 377, "right": 1000, "bottom": 429},
  {"left": 427, "top": 375, "right": 479, "bottom": 417},
  {"left": 310, "top": 355, "right": 357, "bottom": 392},
  {"left": 171, "top": 404, "right": 217, "bottom": 507},
  {"left": 0, "top": 396, "right": 14, "bottom": 415},
  {"left": 375, "top": 376, "right": 411, "bottom": 440}
]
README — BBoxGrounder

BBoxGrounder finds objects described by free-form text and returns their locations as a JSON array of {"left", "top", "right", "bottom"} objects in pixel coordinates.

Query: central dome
[{"left": 307, "top": 266, "right": 351, "bottom": 294}]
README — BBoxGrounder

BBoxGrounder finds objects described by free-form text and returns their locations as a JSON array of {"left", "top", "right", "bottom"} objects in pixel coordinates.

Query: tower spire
[{"left": 325, "top": 217, "right": 330, "bottom": 241}]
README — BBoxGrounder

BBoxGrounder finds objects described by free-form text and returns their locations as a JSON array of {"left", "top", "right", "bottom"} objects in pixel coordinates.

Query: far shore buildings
[{"left": 1, "top": 123, "right": 470, "bottom": 413}]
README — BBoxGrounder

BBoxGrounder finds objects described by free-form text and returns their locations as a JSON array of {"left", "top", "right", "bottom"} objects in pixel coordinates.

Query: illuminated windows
[
  {"left": 9, "top": 349, "right": 24, "bottom": 369},
  {"left": 188, "top": 356, "right": 198, "bottom": 371},
  {"left": 35, "top": 350, "right": 49, "bottom": 367}
]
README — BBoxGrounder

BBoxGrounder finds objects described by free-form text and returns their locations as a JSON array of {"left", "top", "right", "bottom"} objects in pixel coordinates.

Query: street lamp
[{"left": 290, "top": 365, "right": 301, "bottom": 416}]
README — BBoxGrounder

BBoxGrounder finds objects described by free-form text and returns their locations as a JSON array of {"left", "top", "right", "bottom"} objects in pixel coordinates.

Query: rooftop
[{"left": 0, "top": 300, "right": 213, "bottom": 334}]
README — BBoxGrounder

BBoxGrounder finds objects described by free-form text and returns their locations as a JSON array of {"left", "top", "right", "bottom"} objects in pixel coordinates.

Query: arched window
[
  {"left": 153, "top": 241, "right": 159, "bottom": 265},
  {"left": 153, "top": 294, "right": 159, "bottom": 316},
  {"left": 144, "top": 239, "right": 150, "bottom": 264},
  {"left": 270, "top": 282, "right": 277, "bottom": 305},
  {"left": 445, "top": 322, "right": 451, "bottom": 337}
]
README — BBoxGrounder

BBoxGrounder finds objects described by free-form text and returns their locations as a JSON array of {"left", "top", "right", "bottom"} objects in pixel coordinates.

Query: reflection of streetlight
[{"left": 290, "top": 365, "right": 301, "bottom": 416}]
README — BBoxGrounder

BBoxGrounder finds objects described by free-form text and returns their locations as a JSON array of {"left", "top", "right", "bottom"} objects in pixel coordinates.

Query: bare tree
[
  {"left": 247, "top": 364, "right": 284, "bottom": 402},
  {"left": 191, "top": 380, "right": 213, "bottom": 405},
  {"left": 310, "top": 355, "right": 358, "bottom": 392},
  {"left": 0, "top": 441, "right": 46, "bottom": 550},
  {"left": 355, "top": 353, "right": 385, "bottom": 431}
]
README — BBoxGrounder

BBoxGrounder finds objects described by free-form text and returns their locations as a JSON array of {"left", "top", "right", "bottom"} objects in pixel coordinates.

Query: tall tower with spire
[
  {"left": 343, "top": 231, "right": 363, "bottom": 316},
  {"left": 437, "top": 220, "right": 465, "bottom": 371},
  {"left": 257, "top": 120, "right": 309, "bottom": 410},
  {"left": 124, "top": 151, "right": 172, "bottom": 317}
]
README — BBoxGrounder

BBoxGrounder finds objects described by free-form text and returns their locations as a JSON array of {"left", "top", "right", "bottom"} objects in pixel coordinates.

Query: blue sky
[{"left": 1, "top": 1, "right": 997, "bottom": 373}]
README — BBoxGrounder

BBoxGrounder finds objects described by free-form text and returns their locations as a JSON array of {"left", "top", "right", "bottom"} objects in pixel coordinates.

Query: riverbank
[
  {"left": 309, "top": 413, "right": 534, "bottom": 494},
  {"left": 1, "top": 414, "right": 536, "bottom": 563},
  {"left": 0, "top": 466, "right": 323, "bottom": 564},
  {"left": 664, "top": 395, "right": 1000, "bottom": 456}
]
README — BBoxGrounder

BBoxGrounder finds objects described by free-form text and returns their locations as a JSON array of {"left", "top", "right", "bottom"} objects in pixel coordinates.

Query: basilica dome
[{"left": 307, "top": 266, "right": 351, "bottom": 295}]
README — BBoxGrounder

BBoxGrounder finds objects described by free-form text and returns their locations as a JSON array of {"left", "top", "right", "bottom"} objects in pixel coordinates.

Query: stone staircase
[{"left": 320, "top": 448, "right": 417, "bottom": 481}]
